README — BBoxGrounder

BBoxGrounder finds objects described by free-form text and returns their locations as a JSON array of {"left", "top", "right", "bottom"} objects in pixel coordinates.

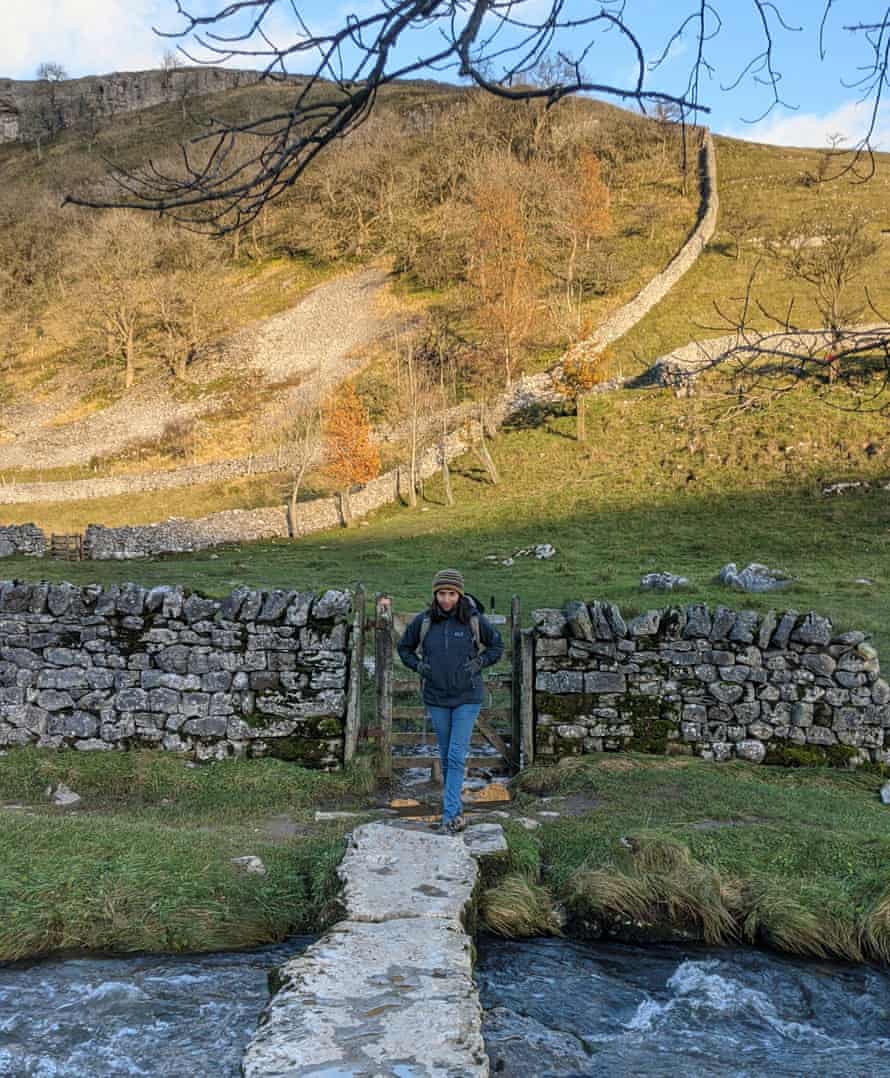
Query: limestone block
[
  {"left": 536, "top": 670, "right": 584, "bottom": 694},
  {"left": 313, "top": 589, "right": 352, "bottom": 620},
  {"left": 736, "top": 739, "right": 766, "bottom": 763},
  {"left": 709, "top": 682, "right": 744, "bottom": 705},
  {"left": 48, "top": 712, "right": 98, "bottom": 739},
  {"left": 585, "top": 671, "right": 626, "bottom": 694},
  {"left": 683, "top": 603, "right": 712, "bottom": 639},
  {"left": 532, "top": 608, "right": 567, "bottom": 637},
  {"left": 729, "top": 610, "right": 759, "bottom": 644},
  {"left": 564, "top": 600, "right": 594, "bottom": 641},
  {"left": 258, "top": 589, "right": 296, "bottom": 623},
  {"left": 771, "top": 611, "right": 799, "bottom": 649},
  {"left": 587, "top": 601, "right": 614, "bottom": 640},
  {"left": 792, "top": 612, "right": 833, "bottom": 647},
  {"left": 243, "top": 918, "right": 485, "bottom": 1078},
  {"left": 628, "top": 610, "right": 661, "bottom": 637}
]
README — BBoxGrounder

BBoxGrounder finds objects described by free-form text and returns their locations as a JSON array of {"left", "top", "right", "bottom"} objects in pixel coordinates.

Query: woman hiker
[{"left": 397, "top": 569, "right": 504, "bottom": 835}]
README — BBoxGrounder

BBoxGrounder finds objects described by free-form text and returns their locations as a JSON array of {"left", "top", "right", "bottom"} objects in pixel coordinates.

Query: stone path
[{"left": 242, "top": 820, "right": 506, "bottom": 1078}]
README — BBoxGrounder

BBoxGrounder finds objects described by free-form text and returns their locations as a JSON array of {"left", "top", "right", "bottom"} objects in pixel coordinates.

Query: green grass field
[
  {"left": 5, "top": 387, "right": 888, "bottom": 652},
  {"left": 505, "top": 755, "right": 890, "bottom": 963},
  {"left": 0, "top": 749, "right": 376, "bottom": 960}
]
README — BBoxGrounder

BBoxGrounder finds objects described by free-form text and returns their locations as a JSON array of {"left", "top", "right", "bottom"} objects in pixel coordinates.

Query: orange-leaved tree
[
  {"left": 556, "top": 349, "right": 610, "bottom": 441},
  {"left": 323, "top": 383, "right": 380, "bottom": 525}
]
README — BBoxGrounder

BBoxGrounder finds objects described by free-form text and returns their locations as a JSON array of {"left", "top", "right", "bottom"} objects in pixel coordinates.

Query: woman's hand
[{"left": 464, "top": 656, "right": 483, "bottom": 676}]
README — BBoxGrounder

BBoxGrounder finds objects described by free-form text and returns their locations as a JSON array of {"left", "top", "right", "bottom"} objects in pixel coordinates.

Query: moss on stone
[
  {"left": 537, "top": 693, "right": 597, "bottom": 721},
  {"left": 266, "top": 736, "right": 337, "bottom": 766},
  {"left": 764, "top": 743, "right": 859, "bottom": 769},
  {"left": 623, "top": 693, "right": 672, "bottom": 754}
]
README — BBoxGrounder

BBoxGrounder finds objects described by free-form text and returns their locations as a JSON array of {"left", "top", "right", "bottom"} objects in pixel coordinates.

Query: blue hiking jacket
[{"left": 397, "top": 605, "right": 504, "bottom": 707}]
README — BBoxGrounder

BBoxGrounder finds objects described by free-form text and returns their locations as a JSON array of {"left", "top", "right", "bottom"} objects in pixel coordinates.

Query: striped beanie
[{"left": 432, "top": 568, "right": 465, "bottom": 596}]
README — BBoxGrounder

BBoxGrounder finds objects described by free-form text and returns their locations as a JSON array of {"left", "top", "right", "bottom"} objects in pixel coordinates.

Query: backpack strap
[
  {"left": 417, "top": 612, "right": 482, "bottom": 657},
  {"left": 415, "top": 616, "right": 430, "bottom": 655},
  {"left": 469, "top": 613, "right": 482, "bottom": 655}
]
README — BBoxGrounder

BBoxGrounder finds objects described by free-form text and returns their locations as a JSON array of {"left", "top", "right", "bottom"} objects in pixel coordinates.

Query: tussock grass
[
  {"left": 569, "top": 835, "right": 736, "bottom": 945},
  {"left": 861, "top": 891, "right": 890, "bottom": 964},
  {"left": 480, "top": 873, "right": 562, "bottom": 939},
  {"left": 505, "top": 754, "right": 890, "bottom": 964}
]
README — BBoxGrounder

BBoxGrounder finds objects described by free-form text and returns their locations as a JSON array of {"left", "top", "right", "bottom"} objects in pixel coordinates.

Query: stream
[{"left": 1, "top": 936, "right": 889, "bottom": 1077}]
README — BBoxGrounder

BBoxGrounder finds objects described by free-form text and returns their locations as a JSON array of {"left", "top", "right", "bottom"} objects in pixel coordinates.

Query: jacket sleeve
[
  {"left": 397, "top": 613, "right": 423, "bottom": 671},
  {"left": 478, "top": 616, "right": 504, "bottom": 668}
]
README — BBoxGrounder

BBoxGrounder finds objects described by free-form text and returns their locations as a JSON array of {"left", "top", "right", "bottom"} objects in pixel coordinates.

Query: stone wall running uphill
[
  {"left": 0, "top": 580, "right": 353, "bottom": 767},
  {"left": 532, "top": 601, "right": 888, "bottom": 766}
]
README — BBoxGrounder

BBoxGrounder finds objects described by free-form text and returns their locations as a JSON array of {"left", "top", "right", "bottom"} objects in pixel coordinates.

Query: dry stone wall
[
  {"left": 532, "top": 600, "right": 889, "bottom": 766},
  {"left": 0, "top": 525, "right": 45, "bottom": 558},
  {"left": 0, "top": 579, "right": 354, "bottom": 767}
]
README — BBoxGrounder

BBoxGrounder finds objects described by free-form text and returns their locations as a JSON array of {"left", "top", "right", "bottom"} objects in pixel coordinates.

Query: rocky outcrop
[
  {"left": 0, "top": 68, "right": 264, "bottom": 144},
  {"left": 0, "top": 579, "right": 354, "bottom": 766},
  {"left": 532, "top": 600, "right": 888, "bottom": 766}
]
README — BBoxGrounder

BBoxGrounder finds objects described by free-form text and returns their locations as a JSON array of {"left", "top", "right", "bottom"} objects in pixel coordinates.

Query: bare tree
[
  {"left": 64, "top": 4, "right": 890, "bottom": 231},
  {"left": 36, "top": 62, "right": 67, "bottom": 82},
  {"left": 285, "top": 395, "right": 324, "bottom": 536},
  {"left": 768, "top": 215, "right": 880, "bottom": 351}
]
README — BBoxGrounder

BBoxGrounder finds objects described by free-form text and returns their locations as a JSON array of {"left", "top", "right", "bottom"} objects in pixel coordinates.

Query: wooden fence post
[
  {"left": 343, "top": 584, "right": 366, "bottom": 764},
  {"left": 375, "top": 595, "right": 393, "bottom": 780},
  {"left": 520, "top": 627, "right": 535, "bottom": 768},
  {"left": 510, "top": 594, "right": 521, "bottom": 770}
]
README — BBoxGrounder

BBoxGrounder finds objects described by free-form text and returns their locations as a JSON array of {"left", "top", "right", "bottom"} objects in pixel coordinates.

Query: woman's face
[{"left": 435, "top": 588, "right": 460, "bottom": 612}]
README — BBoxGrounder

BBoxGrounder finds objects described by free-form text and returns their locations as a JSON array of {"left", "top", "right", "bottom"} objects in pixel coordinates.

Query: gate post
[
  {"left": 344, "top": 584, "right": 366, "bottom": 764},
  {"left": 510, "top": 594, "right": 522, "bottom": 770},
  {"left": 375, "top": 595, "right": 393, "bottom": 780},
  {"left": 520, "top": 628, "right": 535, "bottom": 768}
]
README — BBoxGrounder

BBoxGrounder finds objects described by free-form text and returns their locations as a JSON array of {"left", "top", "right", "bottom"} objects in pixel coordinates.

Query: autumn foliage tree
[
  {"left": 556, "top": 349, "right": 610, "bottom": 441},
  {"left": 323, "top": 383, "right": 380, "bottom": 525},
  {"left": 469, "top": 156, "right": 540, "bottom": 388}
]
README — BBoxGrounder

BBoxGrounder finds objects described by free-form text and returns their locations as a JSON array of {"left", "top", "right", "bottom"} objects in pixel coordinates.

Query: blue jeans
[{"left": 427, "top": 703, "right": 481, "bottom": 822}]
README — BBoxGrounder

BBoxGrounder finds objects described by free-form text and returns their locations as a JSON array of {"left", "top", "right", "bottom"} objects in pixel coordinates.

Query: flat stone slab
[
  {"left": 338, "top": 822, "right": 478, "bottom": 923},
  {"left": 242, "top": 918, "right": 486, "bottom": 1077},
  {"left": 243, "top": 820, "right": 503, "bottom": 1077},
  {"left": 463, "top": 823, "right": 508, "bottom": 858}
]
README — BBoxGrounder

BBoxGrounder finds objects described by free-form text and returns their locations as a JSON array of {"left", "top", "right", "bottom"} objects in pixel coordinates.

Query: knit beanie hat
[{"left": 432, "top": 568, "right": 465, "bottom": 596}]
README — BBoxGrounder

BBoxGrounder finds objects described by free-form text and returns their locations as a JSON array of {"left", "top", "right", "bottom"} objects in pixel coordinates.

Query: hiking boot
[{"left": 436, "top": 815, "right": 466, "bottom": 835}]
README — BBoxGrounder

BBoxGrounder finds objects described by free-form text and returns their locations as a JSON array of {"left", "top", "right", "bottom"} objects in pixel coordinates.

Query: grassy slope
[
  {"left": 0, "top": 749, "right": 376, "bottom": 960},
  {"left": 506, "top": 755, "right": 890, "bottom": 963},
  {"left": 5, "top": 386, "right": 889, "bottom": 652},
  {"left": 613, "top": 135, "right": 890, "bottom": 374}
]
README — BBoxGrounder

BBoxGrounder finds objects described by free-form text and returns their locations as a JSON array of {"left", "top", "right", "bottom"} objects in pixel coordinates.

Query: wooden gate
[
  {"left": 369, "top": 594, "right": 533, "bottom": 779},
  {"left": 49, "top": 533, "right": 84, "bottom": 561}
]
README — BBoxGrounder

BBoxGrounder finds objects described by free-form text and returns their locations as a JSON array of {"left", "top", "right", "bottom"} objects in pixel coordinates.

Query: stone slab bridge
[{"left": 242, "top": 820, "right": 507, "bottom": 1077}]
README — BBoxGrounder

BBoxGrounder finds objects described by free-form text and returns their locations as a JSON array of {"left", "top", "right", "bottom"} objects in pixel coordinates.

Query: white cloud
[
  {"left": 723, "top": 98, "right": 890, "bottom": 151},
  {"left": 4, "top": 0, "right": 174, "bottom": 80}
]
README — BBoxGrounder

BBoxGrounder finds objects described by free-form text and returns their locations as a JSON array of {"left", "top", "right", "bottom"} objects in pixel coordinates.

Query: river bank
[{"left": 2, "top": 749, "right": 889, "bottom": 966}]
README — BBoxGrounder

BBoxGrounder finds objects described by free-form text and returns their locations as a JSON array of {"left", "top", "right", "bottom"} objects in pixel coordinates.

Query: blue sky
[{"left": 5, "top": 1, "right": 890, "bottom": 149}]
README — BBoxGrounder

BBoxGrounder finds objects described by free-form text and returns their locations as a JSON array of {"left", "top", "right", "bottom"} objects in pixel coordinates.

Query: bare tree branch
[{"left": 61, "top": 2, "right": 890, "bottom": 235}]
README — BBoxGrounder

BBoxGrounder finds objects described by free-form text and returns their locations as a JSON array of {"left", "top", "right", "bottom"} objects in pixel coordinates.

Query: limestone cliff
[{"left": 0, "top": 67, "right": 263, "bottom": 143}]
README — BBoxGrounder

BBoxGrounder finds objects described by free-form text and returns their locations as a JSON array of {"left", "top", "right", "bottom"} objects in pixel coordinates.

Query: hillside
[
  {"left": 0, "top": 76, "right": 698, "bottom": 483},
  {"left": 1, "top": 74, "right": 889, "bottom": 664}
]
